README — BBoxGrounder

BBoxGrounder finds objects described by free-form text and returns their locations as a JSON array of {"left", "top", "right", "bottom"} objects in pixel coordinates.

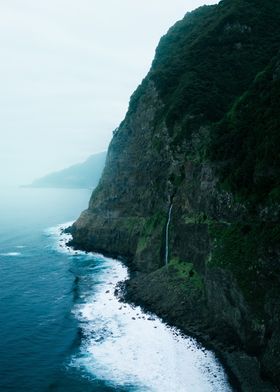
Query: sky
[{"left": 0, "top": 0, "right": 218, "bottom": 185}]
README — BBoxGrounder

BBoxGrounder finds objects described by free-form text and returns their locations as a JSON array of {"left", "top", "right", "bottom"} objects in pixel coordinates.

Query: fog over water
[{"left": 0, "top": 0, "right": 217, "bottom": 186}]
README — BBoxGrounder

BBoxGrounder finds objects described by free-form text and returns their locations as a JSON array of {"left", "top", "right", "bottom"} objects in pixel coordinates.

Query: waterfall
[{"left": 165, "top": 203, "right": 173, "bottom": 268}]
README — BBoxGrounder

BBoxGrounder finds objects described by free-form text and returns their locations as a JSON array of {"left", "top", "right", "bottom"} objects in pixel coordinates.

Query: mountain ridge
[
  {"left": 28, "top": 151, "right": 106, "bottom": 189},
  {"left": 70, "top": 1, "right": 280, "bottom": 390}
]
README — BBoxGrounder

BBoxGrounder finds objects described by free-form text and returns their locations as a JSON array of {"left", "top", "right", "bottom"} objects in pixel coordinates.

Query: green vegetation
[
  {"left": 75, "top": 2, "right": 280, "bottom": 386},
  {"left": 128, "top": 78, "right": 149, "bottom": 115},
  {"left": 184, "top": 212, "right": 213, "bottom": 224},
  {"left": 149, "top": 0, "right": 280, "bottom": 145},
  {"left": 128, "top": 1, "right": 280, "bottom": 208},
  {"left": 208, "top": 222, "right": 280, "bottom": 317},
  {"left": 209, "top": 56, "right": 280, "bottom": 204},
  {"left": 169, "top": 257, "right": 203, "bottom": 291},
  {"left": 136, "top": 211, "right": 165, "bottom": 253},
  {"left": 119, "top": 217, "right": 146, "bottom": 237},
  {"left": 127, "top": 0, "right": 280, "bottom": 318},
  {"left": 79, "top": 2, "right": 280, "bottom": 387}
]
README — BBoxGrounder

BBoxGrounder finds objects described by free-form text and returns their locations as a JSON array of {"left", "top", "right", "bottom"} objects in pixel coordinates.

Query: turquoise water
[
  {"left": 0, "top": 187, "right": 231, "bottom": 392},
  {"left": 0, "top": 187, "right": 111, "bottom": 391}
]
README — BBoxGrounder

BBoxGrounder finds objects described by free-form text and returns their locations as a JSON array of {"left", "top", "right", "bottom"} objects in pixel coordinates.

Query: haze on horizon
[{"left": 0, "top": 0, "right": 218, "bottom": 186}]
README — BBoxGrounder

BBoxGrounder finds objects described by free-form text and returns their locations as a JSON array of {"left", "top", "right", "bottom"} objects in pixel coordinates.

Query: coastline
[
  {"left": 68, "top": 232, "right": 277, "bottom": 392},
  {"left": 122, "top": 274, "right": 272, "bottom": 392},
  {"left": 63, "top": 225, "right": 231, "bottom": 391}
]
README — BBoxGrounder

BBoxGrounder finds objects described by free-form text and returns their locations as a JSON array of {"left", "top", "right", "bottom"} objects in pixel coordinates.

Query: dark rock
[{"left": 71, "top": 1, "right": 280, "bottom": 390}]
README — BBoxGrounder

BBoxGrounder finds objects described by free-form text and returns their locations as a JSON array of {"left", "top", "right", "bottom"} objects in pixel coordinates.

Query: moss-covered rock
[{"left": 72, "top": 0, "right": 280, "bottom": 389}]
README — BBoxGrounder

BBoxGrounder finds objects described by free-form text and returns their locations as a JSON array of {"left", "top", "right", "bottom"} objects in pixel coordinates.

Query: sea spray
[{"left": 51, "top": 222, "right": 232, "bottom": 391}]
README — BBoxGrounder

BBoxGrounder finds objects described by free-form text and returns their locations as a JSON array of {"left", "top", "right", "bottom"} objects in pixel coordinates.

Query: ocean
[{"left": 0, "top": 187, "right": 231, "bottom": 392}]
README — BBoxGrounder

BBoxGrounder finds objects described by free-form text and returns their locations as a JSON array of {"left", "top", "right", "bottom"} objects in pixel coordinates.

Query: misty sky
[{"left": 0, "top": 0, "right": 218, "bottom": 185}]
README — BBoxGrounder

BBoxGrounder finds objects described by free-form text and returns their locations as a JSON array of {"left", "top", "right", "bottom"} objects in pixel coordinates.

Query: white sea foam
[
  {"left": 0, "top": 252, "right": 21, "bottom": 257},
  {"left": 45, "top": 221, "right": 80, "bottom": 255},
  {"left": 51, "top": 222, "right": 232, "bottom": 392}
]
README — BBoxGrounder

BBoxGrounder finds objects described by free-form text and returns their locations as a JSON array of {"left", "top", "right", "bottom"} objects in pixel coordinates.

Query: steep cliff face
[
  {"left": 71, "top": 0, "right": 280, "bottom": 390},
  {"left": 72, "top": 82, "right": 172, "bottom": 269}
]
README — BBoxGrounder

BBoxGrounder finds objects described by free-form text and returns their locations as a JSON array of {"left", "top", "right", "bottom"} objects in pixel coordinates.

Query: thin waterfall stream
[{"left": 165, "top": 203, "right": 173, "bottom": 267}]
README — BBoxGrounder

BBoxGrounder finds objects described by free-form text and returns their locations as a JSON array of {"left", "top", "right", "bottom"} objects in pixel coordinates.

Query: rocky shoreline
[
  {"left": 70, "top": 1, "right": 280, "bottom": 390},
  {"left": 69, "top": 233, "right": 276, "bottom": 392},
  {"left": 122, "top": 270, "right": 276, "bottom": 392}
]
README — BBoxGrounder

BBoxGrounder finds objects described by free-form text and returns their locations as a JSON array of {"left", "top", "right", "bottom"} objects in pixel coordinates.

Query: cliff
[
  {"left": 29, "top": 151, "right": 106, "bottom": 189},
  {"left": 71, "top": 0, "right": 280, "bottom": 390}
]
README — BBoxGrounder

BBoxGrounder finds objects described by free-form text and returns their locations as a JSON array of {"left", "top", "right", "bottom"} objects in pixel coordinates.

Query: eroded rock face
[
  {"left": 71, "top": 81, "right": 172, "bottom": 268},
  {"left": 72, "top": 1, "right": 280, "bottom": 390}
]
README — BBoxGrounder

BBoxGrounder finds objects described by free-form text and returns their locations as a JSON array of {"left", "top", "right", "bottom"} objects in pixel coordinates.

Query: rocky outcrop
[{"left": 71, "top": 0, "right": 280, "bottom": 390}]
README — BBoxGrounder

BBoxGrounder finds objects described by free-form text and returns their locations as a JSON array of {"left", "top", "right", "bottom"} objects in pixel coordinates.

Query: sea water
[{"left": 0, "top": 187, "right": 231, "bottom": 391}]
